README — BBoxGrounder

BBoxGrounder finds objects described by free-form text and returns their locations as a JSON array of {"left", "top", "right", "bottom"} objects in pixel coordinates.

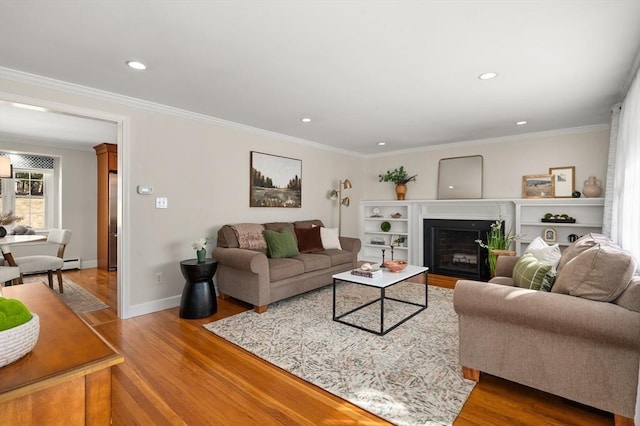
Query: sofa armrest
[
  {"left": 212, "top": 247, "right": 269, "bottom": 276},
  {"left": 339, "top": 236, "right": 361, "bottom": 254},
  {"left": 494, "top": 255, "right": 520, "bottom": 278},
  {"left": 453, "top": 280, "right": 640, "bottom": 349}
]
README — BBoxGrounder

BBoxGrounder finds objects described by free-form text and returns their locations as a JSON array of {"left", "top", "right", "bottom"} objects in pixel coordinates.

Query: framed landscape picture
[
  {"left": 250, "top": 151, "right": 302, "bottom": 207},
  {"left": 549, "top": 166, "right": 575, "bottom": 198},
  {"left": 522, "top": 174, "right": 555, "bottom": 198}
]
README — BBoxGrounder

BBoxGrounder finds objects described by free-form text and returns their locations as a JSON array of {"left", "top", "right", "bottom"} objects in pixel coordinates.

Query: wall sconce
[
  {"left": 329, "top": 179, "right": 352, "bottom": 235},
  {"left": 0, "top": 157, "right": 12, "bottom": 179}
]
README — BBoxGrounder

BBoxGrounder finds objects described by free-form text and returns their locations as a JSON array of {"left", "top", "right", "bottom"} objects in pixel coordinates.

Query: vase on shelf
[
  {"left": 582, "top": 176, "right": 602, "bottom": 198},
  {"left": 395, "top": 183, "right": 407, "bottom": 200},
  {"left": 196, "top": 248, "right": 206, "bottom": 263}
]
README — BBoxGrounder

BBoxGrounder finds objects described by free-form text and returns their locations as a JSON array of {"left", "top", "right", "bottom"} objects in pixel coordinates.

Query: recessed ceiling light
[
  {"left": 126, "top": 60, "right": 147, "bottom": 70},
  {"left": 301, "top": 117, "right": 311, "bottom": 123},
  {"left": 516, "top": 121, "right": 528, "bottom": 125},
  {"left": 478, "top": 72, "right": 498, "bottom": 80},
  {"left": 378, "top": 142, "right": 386, "bottom": 146}
]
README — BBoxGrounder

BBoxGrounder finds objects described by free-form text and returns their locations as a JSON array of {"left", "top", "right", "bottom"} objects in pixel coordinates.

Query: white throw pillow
[
  {"left": 525, "top": 236, "right": 561, "bottom": 266},
  {"left": 320, "top": 227, "right": 342, "bottom": 250}
]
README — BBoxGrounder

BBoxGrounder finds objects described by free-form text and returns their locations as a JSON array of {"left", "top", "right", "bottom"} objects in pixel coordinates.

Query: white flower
[{"left": 192, "top": 237, "right": 210, "bottom": 251}]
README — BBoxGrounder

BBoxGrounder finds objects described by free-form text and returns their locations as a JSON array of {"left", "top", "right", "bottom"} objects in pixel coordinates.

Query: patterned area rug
[
  {"left": 23, "top": 275, "right": 109, "bottom": 314},
  {"left": 204, "top": 282, "right": 475, "bottom": 425}
]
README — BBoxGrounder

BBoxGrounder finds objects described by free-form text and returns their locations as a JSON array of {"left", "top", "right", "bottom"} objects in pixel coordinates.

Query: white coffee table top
[{"left": 332, "top": 265, "right": 428, "bottom": 288}]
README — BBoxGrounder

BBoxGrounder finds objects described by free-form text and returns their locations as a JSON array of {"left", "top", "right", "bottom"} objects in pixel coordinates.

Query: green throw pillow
[
  {"left": 512, "top": 253, "right": 553, "bottom": 291},
  {"left": 0, "top": 297, "right": 33, "bottom": 331},
  {"left": 263, "top": 228, "right": 300, "bottom": 259}
]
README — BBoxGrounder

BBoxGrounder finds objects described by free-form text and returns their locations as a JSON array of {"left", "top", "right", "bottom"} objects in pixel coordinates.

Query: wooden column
[{"left": 93, "top": 143, "right": 117, "bottom": 270}]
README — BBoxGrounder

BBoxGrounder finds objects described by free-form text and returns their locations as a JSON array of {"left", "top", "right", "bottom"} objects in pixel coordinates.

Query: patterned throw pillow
[{"left": 512, "top": 253, "right": 554, "bottom": 291}]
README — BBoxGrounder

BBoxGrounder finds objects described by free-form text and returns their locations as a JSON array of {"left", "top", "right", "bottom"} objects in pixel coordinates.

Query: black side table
[{"left": 179, "top": 258, "right": 218, "bottom": 319}]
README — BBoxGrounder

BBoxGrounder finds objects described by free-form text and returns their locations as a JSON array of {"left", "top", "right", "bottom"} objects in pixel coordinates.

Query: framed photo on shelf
[
  {"left": 549, "top": 166, "right": 575, "bottom": 198},
  {"left": 543, "top": 228, "right": 557, "bottom": 242},
  {"left": 522, "top": 174, "right": 555, "bottom": 198}
]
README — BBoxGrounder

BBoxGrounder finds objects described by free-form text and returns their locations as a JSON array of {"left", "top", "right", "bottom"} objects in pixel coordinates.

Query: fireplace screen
[{"left": 423, "top": 219, "right": 493, "bottom": 280}]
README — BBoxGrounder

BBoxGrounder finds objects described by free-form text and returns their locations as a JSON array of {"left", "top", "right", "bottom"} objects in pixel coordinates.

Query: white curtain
[{"left": 607, "top": 67, "right": 640, "bottom": 268}]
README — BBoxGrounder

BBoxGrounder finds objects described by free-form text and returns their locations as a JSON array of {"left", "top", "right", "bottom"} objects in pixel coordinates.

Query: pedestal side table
[{"left": 179, "top": 258, "right": 218, "bottom": 319}]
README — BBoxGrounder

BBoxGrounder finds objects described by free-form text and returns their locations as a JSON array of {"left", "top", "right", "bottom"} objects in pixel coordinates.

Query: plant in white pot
[{"left": 378, "top": 166, "right": 417, "bottom": 200}]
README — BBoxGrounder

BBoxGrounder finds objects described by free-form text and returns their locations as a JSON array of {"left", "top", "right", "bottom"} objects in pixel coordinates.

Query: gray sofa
[
  {"left": 453, "top": 233, "right": 640, "bottom": 425},
  {"left": 212, "top": 220, "right": 361, "bottom": 313}
]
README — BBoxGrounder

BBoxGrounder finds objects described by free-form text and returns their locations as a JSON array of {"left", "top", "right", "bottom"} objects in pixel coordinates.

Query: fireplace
[{"left": 423, "top": 219, "right": 495, "bottom": 280}]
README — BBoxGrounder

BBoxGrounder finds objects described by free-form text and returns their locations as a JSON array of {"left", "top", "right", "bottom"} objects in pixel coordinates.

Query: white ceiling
[{"left": 1, "top": 1, "right": 639, "bottom": 154}]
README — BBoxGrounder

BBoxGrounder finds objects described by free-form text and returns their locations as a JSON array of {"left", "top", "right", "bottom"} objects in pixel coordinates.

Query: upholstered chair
[
  {"left": 0, "top": 265, "right": 20, "bottom": 286},
  {"left": 13, "top": 229, "right": 72, "bottom": 293}
]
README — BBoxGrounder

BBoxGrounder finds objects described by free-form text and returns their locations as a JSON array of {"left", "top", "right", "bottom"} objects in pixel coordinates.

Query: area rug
[
  {"left": 22, "top": 275, "right": 109, "bottom": 314},
  {"left": 204, "top": 282, "right": 475, "bottom": 426}
]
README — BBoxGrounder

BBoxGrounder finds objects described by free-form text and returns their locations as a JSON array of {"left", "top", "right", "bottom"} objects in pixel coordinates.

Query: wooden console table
[{"left": 0, "top": 283, "right": 123, "bottom": 425}]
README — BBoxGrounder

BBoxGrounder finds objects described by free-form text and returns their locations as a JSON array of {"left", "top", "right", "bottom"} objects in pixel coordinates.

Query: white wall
[
  {"left": 0, "top": 74, "right": 365, "bottom": 316},
  {"left": 0, "top": 138, "right": 97, "bottom": 264},
  {"left": 364, "top": 128, "right": 610, "bottom": 200},
  {"left": 0, "top": 72, "right": 611, "bottom": 317}
]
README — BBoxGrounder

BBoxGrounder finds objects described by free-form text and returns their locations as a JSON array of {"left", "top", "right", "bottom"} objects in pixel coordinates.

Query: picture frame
[
  {"left": 543, "top": 227, "right": 557, "bottom": 242},
  {"left": 549, "top": 166, "right": 575, "bottom": 198},
  {"left": 522, "top": 174, "right": 555, "bottom": 198},
  {"left": 250, "top": 151, "right": 302, "bottom": 207}
]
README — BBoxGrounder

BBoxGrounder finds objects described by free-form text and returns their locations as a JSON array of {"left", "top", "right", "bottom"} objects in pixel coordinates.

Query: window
[
  {"left": 0, "top": 153, "right": 55, "bottom": 230},
  {"left": 14, "top": 171, "right": 46, "bottom": 228}
]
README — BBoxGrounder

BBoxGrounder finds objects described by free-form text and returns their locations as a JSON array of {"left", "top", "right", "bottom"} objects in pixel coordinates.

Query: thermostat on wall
[{"left": 137, "top": 185, "right": 153, "bottom": 195}]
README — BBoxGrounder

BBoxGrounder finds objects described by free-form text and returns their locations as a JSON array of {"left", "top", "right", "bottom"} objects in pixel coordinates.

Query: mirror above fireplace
[{"left": 437, "top": 155, "right": 483, "bottom": 199}]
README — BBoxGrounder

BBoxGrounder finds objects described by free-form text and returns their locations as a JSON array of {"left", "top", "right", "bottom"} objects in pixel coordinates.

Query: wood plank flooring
[{"left": 58, "top": 268, "right": 614, "bottom": 425}]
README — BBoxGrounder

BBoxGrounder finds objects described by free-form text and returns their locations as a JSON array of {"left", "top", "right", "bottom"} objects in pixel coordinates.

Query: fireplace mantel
[{"left": 359, "top": 198, "right": 604, "bottom": 266}]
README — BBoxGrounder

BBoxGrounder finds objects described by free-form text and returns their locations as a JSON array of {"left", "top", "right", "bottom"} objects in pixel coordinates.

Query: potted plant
[
  {"left": 475, "top": 219, "right": 518, "bottom": 276},
  {"left": 378, "top": 166, "right": 417, "bottom": 200},
  {"left": 0, "top": 211, "right": 23, "bottom": 237}
]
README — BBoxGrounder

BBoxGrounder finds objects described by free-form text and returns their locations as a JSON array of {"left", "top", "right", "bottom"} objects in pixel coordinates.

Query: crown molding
[
  {"left": 0, "top": 66, "right": 362, "bottom": 158},
  {"left": 363, "top": 123, "right": 611, "bottom": 159}
]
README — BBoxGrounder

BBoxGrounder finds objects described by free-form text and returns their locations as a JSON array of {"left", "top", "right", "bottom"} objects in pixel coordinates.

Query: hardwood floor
[{"left": 62, "top": 269, "right": 614, "bottom": 425}]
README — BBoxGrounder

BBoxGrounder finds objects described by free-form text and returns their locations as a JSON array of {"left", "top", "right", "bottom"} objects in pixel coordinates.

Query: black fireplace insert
[{"left": 423, "top": 219, "right": 496, "bottom": 281}]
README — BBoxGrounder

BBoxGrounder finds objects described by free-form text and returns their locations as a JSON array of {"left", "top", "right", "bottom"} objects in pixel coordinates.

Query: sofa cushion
[
  {"left": 320, "top": 227, "right": 342, "bottom": 250},
  {"left": 512, "top": 253, "right": 554, "bottom": 290},
  {"left": 293, "top": 253, "right": 332, "bottom": 272},
  {"left": 294, "top": 226, "right": 324, "bottom": 253},
  {"left": 525, "top": 236, "right": 561, "bottom": 266},
  {"left": 556, "top": 233, "right": 612, "bottom": 273},
  {"left": 263, "top": 228, "right": 300, "bottom": 259},
  {"left": 614, "top": 275, "right": 640, "bottom": 313},
  {"left": 552, "top": 243, "right": 636, "bottom": 302},
  {"left": 318, "top": 249, "right": 352, "bottom": 266},
  {"left": 267, "top": 258, "right": 305, "bottom": 281}
]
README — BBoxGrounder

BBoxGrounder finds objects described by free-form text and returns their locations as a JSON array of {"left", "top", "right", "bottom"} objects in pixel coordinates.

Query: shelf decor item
[
  {"left": 582, "top": 176, "right": 603, "bottom": 198},
  {"left": 541, "top": 213, "right": 576, "bottom": 223},
  {"left": 543, "top": 228, "right": 557, "bottom": 242},
  {"left": 380, "top": 221, "right": 391, "bottom": 232},
  {"left": 378, "top": 166, "right": 417, "bottom": 200},
  {"left": 549, "top": 166, "right": 575, "bottom": 198},
  {"left": 522, "top": 174, "right": 555, "bottom": 198}
]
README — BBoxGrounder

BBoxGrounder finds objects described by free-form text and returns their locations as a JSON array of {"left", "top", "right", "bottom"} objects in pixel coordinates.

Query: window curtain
[{"left": 604, "top": 67, "right": 640, "bottom": 269}]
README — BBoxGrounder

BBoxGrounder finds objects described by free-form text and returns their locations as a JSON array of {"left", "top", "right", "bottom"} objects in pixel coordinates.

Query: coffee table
[{"left": 332, "top": 265, "right": 428, "bottom": 335}]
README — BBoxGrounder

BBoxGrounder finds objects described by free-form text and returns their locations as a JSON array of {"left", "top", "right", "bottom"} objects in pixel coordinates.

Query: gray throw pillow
[{"left": 553, "top": 243, "right": 636, "bottom": 302}]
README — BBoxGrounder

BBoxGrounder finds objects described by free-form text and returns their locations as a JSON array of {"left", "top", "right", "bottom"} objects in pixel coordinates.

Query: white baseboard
[
  {"left": 124, "top": 295, "right": 181, "bottom": 319},
  {"left": 80, "top": 259, "right": 98, "bottom": 269}
]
